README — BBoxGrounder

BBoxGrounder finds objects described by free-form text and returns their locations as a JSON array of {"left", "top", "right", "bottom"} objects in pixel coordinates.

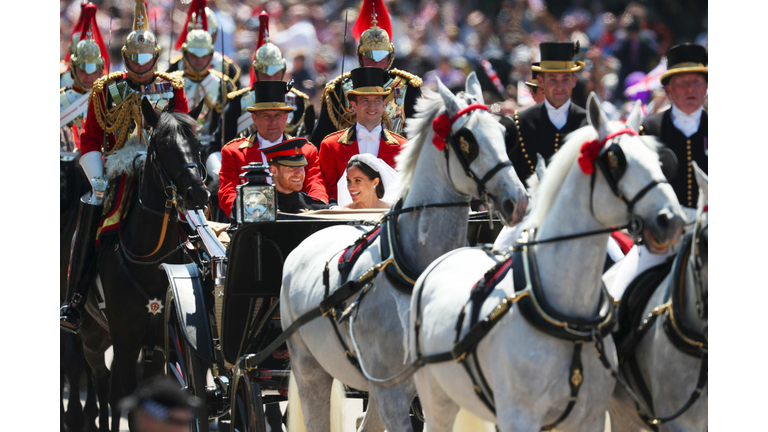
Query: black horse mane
[{"left": 150, "top": 111, "right": 200, "bottom": 149}]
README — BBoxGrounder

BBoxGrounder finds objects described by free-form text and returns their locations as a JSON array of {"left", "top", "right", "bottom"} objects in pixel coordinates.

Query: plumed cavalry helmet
[
  {"left": 181, "top": 0, "right": 214, "bottom": 60},
  {"left": 189, "top": 7, "right": 218, "bottom": 39},
  {"left": 122, "top": 0, "right": 160, "bottom": 71},
  {"left": 69, "top": 3, "right": 108, "bottom": 76},
  {"left": 67, "top": 1, "right": 89, "bottom": 66},
  {"left": 353, "top": 0, "right": 395, "bottom": 69},
  {"left": 252, "top": 11, "right": 287, "bottom": 79},
  {"left": 175, "top": 0, "right": 216, "bottom": 55}
]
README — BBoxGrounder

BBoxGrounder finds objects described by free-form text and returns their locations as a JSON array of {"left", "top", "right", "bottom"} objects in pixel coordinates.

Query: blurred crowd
[{"left": 60, "top": 0, "right": 707, "bottom": 119}]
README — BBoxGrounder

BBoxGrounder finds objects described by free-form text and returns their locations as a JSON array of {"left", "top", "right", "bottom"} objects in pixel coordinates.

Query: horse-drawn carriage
[{"left": 161, "top": 199, "right": 506, "bottom": 431}]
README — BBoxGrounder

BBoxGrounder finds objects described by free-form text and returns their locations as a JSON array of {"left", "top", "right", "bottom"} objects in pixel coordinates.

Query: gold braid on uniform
[
  {"left": 223, "top": 56, "right": 241, "bottom": 86},
  {"left": 389, "top": 69, "right": 423, "bottom": 87},
  {"left": 92, "top": 72, "right": 185, "bottom": 155},
  {"left": 323, "top": 72, "right": 356, "bottom": 130},
  {"left": 227, "top": 86, "right": 251, "bottom": 100}
]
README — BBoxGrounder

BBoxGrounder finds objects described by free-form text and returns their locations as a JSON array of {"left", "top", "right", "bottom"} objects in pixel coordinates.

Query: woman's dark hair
[{"left": 347, "top": 156, "right": 385, "bottom": 199}]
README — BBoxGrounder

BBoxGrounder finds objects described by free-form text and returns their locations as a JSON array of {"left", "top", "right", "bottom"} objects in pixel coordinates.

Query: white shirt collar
[
  {"left": 257, "top": 133, "right": 282, "bottom": 149},
  {"left": 670, "top": 104, "right": 703, "bottom": 138},
  {"left": 544, "top": 98, "right": 571, "bottom": 129},
  {"left": 356, "top": 123, "right": 382, "bottom": 157}
]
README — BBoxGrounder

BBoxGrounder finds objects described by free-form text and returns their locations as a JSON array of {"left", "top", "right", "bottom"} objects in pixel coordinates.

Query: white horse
[
  {"left": 408, "top": 93, "right": 687, "bottom": 432},
  {"left": 609, "top": 163, "right": 708, "bottom": 432},
  {"left": 280, "top": 73, "right": 529, "bottom": 431}
]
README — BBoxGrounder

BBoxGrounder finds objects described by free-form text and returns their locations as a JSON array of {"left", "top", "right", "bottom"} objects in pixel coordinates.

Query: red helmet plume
[
  {"left": 175, "top": 0, "right": 209, "bottom": 50},
  {"left": 353, "top": 0, "right": 392, "bottom": 41}
]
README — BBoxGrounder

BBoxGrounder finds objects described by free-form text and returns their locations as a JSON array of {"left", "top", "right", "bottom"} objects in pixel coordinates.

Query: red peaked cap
[
  {"left": 78, "top": 3, "right": 110, "bottom": 73},
  {"left": 66, "top": 1, "right": 90, "bottom": 65},
  {"left": 174, "top": 0, "right": 209, "bottom": 50},
  {"left": 249, "top": 11, "right": 271, "bottom": 85},
  {"left": 353, "top": 0, "right": 392, "bottom": 41}
]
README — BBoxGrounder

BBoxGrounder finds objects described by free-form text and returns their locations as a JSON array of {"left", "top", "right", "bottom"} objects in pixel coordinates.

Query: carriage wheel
[
  {"left": 165, "top": 302, "right": 211, "bottom": 432},
  {"left": 230, "top": 372, "right": 267, "bottom": 432}
]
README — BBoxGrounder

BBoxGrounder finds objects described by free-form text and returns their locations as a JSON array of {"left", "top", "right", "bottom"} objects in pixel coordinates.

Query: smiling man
[
  {"left": 500, "top": 42, "right": 588, "bottom": 181},
  {"left": 263, "top": 138, "right": 329, "bottom": 213},
  {"left": 319, "top": 67, "right": 407, "bottom": 201},
  {"left": 640, "top": 43, "right": 708, "bottom": 208}
]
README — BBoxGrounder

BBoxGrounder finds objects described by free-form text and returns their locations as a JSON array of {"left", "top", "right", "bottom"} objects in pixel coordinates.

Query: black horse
[{"left": 63, "top": 98, "right": 209, "bottom": 430}]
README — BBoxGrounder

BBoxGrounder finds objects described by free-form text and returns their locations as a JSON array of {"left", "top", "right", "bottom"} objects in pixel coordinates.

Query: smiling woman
[{"left": 337, "top": 154, "right": 399, "bottom": 209}]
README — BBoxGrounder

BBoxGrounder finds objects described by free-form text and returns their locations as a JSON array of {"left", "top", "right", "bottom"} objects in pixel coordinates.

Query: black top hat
[
  {"left": 532, "top": 42, "right": 584, "bottom": 73},
  {"left": 525, "top": 62, "right": 541, "bottom": 89},
  {"left": 246, "top": 80, "right": 295, "bottom": 112},
  {"left": 660, "top": 43, "right": 708, "bottom": 86},
  {"left": 263, "top": 137, "right": 308, "bottom": 167},
  {"left": 346, "top": 67, "right": 392, "bottom": 101}
]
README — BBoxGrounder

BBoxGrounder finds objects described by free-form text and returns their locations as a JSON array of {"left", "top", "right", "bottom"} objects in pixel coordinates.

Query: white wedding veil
[{"left": 336, "top": 153, "right": 401, "bottom": 207}]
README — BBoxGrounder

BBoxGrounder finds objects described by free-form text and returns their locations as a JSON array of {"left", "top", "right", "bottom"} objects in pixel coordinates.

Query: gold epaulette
[
  {"left": 389, "top": 69, "right": 423, "bottom": 88},
  {"left": 290, "top": 87, "right": 310, "bottom": 100},
  {"left": 384, "top": 130, "right": 406, "bottom": 144},
  {"left": 227, "top": 86, "right": 251, "bottom": 100},
  {"left": 222, "top": 55, "right": 242, "bottom": 84},
  {"left": 171, "top": 53, "right": 184, "bottom": 65},
  {"left": 154, "top": 71, "right": 185, "bottom": 89},
  {"left": 169, "top": 70, "right": 185, "bottom": 80},
  {"left": 237, "top": 134, "right": 258, "bottom": 150},
  {"left": 322, "top": 128, "right": 348, "bottom": 144}
]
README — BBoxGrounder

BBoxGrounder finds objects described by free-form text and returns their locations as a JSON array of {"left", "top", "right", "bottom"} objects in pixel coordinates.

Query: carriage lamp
[{"left": 235, "top": 163, "right": 276, "bottom": 223}]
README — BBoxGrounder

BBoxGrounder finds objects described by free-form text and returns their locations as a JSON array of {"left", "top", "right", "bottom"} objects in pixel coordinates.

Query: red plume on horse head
[
  {"left": 353, "top": 0, "right": 392, "bottom": 41},
  {"left": 174, "top": 0, "right": 209, "bottom": 50}
]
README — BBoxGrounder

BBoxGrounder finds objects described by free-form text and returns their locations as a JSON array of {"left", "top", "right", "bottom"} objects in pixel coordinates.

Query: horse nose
[
  {"left": 502, "top": 198, "right": 515, "bottom": 220},
  {"left": 184, "top": 183, "right": 210, "bottom": 209},
  {"left": 657, "top": 207, "right": 684, "bottom": 236}
]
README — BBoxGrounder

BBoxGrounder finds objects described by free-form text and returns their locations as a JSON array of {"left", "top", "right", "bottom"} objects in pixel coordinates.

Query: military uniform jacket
[
  {"left": 80, "top": 71, "right": 188, "bottom": 156},
  {"left": 501, "top": 101, "right": 587, "bottom": 181},
  {"left": 319, "top": 126, "right": 407, "bottom": 200},
  {"left": 218, "top": 133, "right": 328, "bottom": 217},
  {"left": 214, "top": 87, "right": 314, "bottom": 149},
  {"left": 640, "top": 110, "right": 708, "bottom": 207},
  {"left": 309, "top": 69, "right": 422, "bottom": 148},
  {"left": 182, "top": 69, "right": 235, "bottom": 153},
  {"left": 276, "top": 190, "right": 329, "bottom": 214}
]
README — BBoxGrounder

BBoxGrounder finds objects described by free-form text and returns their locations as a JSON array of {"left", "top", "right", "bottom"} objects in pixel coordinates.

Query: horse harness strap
[{"left": 618, "top": 232, "right": 708, "bottom": 429}]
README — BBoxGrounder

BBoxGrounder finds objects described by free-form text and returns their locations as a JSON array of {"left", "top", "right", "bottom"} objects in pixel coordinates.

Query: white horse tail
[
  {"left": 287, "top": 374, "right": 306, "bottom": 432},
  {"left": 330, "top": 379, "right": 345, "bottom": 432},
  {"left": 452, "top": 408, "right": 495, "bottom": 432}
]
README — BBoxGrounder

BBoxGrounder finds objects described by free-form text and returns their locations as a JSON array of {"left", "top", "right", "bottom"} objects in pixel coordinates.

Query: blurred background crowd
[{"left": 60, "top": 0, "right": 707, "bottom": 119}]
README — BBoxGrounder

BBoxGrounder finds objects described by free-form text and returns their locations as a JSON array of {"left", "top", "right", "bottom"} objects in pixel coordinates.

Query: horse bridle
[
  {"left": 146, "top": 134, "right": 205, "bottom": 210},
  {"left": 589, "top": 129, "right": 669, "bottom": 233},
  {"left": 690, "top": 208, "right": 708, "bottom": 319},
  {"left": 443, "top": 96, "right": 512, "bottom": 204}
]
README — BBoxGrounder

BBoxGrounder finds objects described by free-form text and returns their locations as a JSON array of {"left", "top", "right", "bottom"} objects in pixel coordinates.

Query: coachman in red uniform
[
  {"left": 218, "top": 80, "right": 327, "bottom": 218},
  {"left": 61, "top": 0, "right": 189, "bottom": 333}
]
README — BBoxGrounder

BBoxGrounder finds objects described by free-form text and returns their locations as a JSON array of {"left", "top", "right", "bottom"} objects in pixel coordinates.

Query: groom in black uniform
[
  {"left": 500, "top": 42, "right": 588, "bottom": 181},
  {"left": 640, "top": 43, "right": 708, "bottom": 208}
]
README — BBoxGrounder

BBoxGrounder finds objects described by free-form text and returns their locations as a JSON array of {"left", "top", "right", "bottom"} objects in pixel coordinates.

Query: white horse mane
[
  {"left": 522, "top": 122, "right": 662, "bottom": 230},
  {"left": 395, "top": 87, "right": 445, "bottom": 197},
  {"left": 104, "top": 135, "right": 147, "bottom": 180}
]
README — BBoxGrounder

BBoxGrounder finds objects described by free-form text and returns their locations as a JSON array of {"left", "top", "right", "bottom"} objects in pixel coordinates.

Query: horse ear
[
  {"left": 188, "top": 99, "right": 205, "bottom": 120},
  {"left": 625, "top": 100, "right": 643, "bottom": 132},
  {"left": 436, "top": 77, "right": 455, "bottom": 114},
  {"left": 692, "top": 161, "right": 708, "bottom": 206},
  {"left": 141, "top": 97, "right": 160, "bottom": 128},
  {"left": 465, "top": 72, "right": 485, "bottom": 105},
  {"left": 586, "top": 91, "right": 609, "bottom": 141}
]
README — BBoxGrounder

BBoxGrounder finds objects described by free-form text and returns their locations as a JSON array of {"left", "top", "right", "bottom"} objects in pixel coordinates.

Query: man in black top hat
[
  {"left": 525, "top": 62, "right": 545, "bottom": 105},
  {"left": 263, "top": 138, "right": 330, "bottom": 213},
  {"left": 640, "top": 43, "right": 708, "bottom": 208},
  {"left": 500, "top": 42, "right": 588, "bottom": 181}
]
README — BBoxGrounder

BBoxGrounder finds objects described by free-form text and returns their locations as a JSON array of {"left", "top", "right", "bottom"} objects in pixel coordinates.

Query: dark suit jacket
[
  {"left": 500, "top": 101, "right": 588, "bottom": 181},
  {"left": 640, "top": 109, "right": 708, "bottom": 207}
]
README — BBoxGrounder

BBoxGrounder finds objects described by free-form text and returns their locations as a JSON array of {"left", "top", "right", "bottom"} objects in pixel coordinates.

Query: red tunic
[
  {"left": 218, "top": 133, "right": 328, "bottom": 217},
  {"left": 318, "top": 126, "right": 407, "bottom": 200},
  {"left": 80, "top": 72, "right": 188, "bottom": 156}
]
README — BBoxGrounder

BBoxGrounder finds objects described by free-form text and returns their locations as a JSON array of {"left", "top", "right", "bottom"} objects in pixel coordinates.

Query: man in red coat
[
  {"left": 62, "top": 0, "right": 190, "bottom": 333},
  {"left": 218, "top": 80, "right": 327, "bottom": 217},
  {"left": 319, "top": 67, "right": 407, "bottom": 201}
]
